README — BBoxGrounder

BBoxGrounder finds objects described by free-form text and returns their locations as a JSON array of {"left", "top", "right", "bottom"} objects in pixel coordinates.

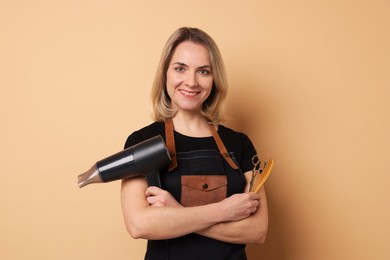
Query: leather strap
[
  {"left": 164, "top": 118, "right": 239, "bottom": 171},
  {"left": 165, "top": 118, "right": 178, "bottom": 171},
  {"left": 208, "top": 123, "right": 239, "bottom": 170}
]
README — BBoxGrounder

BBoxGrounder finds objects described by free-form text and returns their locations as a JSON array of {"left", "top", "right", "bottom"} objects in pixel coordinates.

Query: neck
[{"left": 171, "top": 113, "right": 214, "bottom": 137}]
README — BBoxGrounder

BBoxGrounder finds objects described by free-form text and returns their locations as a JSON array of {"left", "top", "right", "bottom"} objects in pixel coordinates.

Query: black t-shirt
[{"left": 125, "top": 121, "right": 257, "bottom": 174}]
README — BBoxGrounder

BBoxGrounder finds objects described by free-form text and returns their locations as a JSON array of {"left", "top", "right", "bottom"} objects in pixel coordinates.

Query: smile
[{"left": 179, "top": 90, "right": 199, "bottom": 97}]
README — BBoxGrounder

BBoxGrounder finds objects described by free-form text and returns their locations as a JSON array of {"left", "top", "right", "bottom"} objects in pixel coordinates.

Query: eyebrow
[{"left": 173, "top": 62, "right": 211, "bottom": 69}]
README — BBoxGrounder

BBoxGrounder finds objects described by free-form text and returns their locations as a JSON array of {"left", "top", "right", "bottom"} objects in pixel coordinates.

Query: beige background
[{"left": 1, "top": 0, "right": 389, "bottom": 259}]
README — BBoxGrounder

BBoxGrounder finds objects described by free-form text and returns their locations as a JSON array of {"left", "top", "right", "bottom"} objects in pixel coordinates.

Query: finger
[
  {"left": 145, "top": 186, "right": 160, "bottom": 196},
  {"left": 251, "top": 200, "right": 259, "bottom": 211},
  {"left": 146, "top": 196, "right": 156, "bottom": 204},
  {"left": 145, "top": 189, "right": 153, "bottom": 197},
  {"left": 153, "top": 201, "right": 164, "bottom": 207},
  {"left": 249, "top": 192, "right": 261, "bottom": 200}
]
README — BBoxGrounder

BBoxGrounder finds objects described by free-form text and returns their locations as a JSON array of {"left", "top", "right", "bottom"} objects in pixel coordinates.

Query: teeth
[{"left": 180, "top": 90, "right": 198, "bottom": 96}]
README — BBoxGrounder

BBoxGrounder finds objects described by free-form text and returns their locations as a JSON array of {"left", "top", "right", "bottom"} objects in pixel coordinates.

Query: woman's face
[{"left": 166, "top": 41, "right": 214, "bottom": 115}]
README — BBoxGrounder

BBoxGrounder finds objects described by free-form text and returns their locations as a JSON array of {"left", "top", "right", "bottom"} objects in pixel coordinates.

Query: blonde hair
[{"left": 151, "top": 27, "right": 228, "bottom": 124}]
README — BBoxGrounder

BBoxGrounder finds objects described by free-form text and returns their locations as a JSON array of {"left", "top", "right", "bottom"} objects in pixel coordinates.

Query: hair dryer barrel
[{"left": 77, "top": 135, "right": 171, "bottom": 188}]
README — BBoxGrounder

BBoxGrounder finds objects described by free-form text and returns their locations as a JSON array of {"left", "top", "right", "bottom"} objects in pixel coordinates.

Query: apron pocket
[{"left": 181, "top": 175, "right": 227, "bottom": 207}]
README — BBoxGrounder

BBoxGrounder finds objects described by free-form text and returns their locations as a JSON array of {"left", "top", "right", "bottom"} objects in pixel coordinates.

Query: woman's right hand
[
  {"left": 145, "top": 186, "right": 182, "bottom": 208},
  {"left": 219, "top": 192, "right": 260, "bottom": 222}
]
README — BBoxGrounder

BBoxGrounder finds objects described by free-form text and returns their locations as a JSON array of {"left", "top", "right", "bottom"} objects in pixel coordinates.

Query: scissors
[
  {"left": 249, "top": 154, "right": 262, "bottom": 191},
  {"left": 249, "top": 154, "right": 273, "bottom": 192}
]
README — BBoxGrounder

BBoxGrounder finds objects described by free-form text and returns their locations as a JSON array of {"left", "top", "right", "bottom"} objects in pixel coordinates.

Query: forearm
[
  {"left": 196, "top": 205, "right": 267, "bottom": 244},
  {"left": 122, "top": 178, "right": 229, "bottom": 240},
  {"left": 197, "top": 220, "right": 257, "bottom": 244},
  {"left": 197, "top": 187, "right": 268, "bottom": 244},
  {"left": 126, "top": 202, "right": 225, "bottom": 240}
]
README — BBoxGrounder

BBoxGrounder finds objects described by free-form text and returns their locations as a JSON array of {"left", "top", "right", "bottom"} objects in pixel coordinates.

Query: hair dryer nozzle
[{"left": 78, "top": 164, "right": 102, "bottom": 188}]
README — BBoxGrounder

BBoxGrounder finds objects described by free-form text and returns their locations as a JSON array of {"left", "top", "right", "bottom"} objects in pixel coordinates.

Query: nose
[{"left": 185, "top": 72, "right": 197, "bottom": 87}]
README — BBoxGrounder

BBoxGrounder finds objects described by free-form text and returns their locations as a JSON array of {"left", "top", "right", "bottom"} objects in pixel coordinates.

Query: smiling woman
[
  {"left": 120, "top": 27, "right": 268, "bottom": 260},
  {"left": 166, "top": 41, "right": 214, "bottom": 115},
  {"left": 151, "top": 27, "right": 229, "bottom": 125}
]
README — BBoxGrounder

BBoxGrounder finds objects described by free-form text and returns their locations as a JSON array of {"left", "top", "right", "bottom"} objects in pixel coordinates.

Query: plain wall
[{"left": 1, "top": 0, "right": 389, "bottom": 259}]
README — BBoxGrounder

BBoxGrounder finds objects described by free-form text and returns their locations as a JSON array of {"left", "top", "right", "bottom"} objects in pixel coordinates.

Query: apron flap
[{"left": 181, "top": 175, "right": 227, "bottom": 191}]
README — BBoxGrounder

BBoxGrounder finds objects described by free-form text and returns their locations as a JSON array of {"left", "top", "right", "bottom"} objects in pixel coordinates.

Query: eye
[
  {"left": 174, "top": 66, "right": 185, "bottom": 72},
  {"left": 198, "top": 69, "right": 211, "bottom": 75}
]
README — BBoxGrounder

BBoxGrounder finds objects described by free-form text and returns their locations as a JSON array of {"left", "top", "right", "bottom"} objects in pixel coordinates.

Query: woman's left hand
[{"left": 145, "top": 186, "right": 182, "bottom": 208}]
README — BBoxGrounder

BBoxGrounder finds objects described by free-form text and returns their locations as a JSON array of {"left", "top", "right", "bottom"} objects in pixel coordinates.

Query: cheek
[
  {"left": 202, "top": 78, "right": 214, "bottom": 92},
  {"left": 166, "top": 71, "right": 182, "bottom": 87}
]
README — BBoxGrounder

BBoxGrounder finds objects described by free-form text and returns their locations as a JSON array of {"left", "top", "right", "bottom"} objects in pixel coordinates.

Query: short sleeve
[
  {"left": 217, "top": 125, "right": 258, "bottom": 174},
  {"left": 124, "top": 131, "right": 144, "bottom": 149},
  {"left": 123, "top": 121, "right": 165, "bottom": 149},
  {"left": 239, "top": 133, "right": 257, "bottom": 173}
]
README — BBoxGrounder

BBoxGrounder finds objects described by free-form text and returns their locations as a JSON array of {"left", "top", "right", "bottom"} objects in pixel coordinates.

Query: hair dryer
[{"left": 77, "top": 135, "right": 171, "bottom": 188}]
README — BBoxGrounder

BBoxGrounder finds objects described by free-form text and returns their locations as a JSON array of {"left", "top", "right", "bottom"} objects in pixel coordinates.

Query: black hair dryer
[{"left": 78, "top": 135, "right": 171, "bottom": 188}]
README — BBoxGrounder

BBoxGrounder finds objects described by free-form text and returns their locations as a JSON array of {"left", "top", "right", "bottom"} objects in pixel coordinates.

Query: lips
[{"left": 179, "top": 89, "right": 200, "bottom": 97}]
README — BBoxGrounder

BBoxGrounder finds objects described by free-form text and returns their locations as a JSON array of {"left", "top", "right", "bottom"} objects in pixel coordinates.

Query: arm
[
  {"left": 121, "top": 176, "right": 259, "bottom": 240},
  {"left": 196, "top": 171, "right": 268, "bottom": 244}
]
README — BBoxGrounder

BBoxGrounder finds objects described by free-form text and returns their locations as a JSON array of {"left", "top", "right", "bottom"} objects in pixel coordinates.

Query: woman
[{"left": 121, "top": 27, "right": 268, "bottom": 260}]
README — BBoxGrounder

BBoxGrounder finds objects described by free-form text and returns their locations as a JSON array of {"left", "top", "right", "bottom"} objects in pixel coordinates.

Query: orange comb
[{"left": 249, "top": 158, "right": 274, "bottom": 193}]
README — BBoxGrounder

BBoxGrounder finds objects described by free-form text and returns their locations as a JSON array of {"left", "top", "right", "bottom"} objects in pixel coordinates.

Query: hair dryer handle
[{"left": 146, "top": 170, "right": 162, "bottom": 187}]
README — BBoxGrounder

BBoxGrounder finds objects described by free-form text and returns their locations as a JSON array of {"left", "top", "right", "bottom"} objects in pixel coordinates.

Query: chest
[{"left": 160, "top": 133, "right": 246, "bottom": 203}]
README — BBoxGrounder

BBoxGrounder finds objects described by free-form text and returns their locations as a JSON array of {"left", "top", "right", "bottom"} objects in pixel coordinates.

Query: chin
[{"left": 174, "top": 103, "right": 202, "bottom": 113}]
